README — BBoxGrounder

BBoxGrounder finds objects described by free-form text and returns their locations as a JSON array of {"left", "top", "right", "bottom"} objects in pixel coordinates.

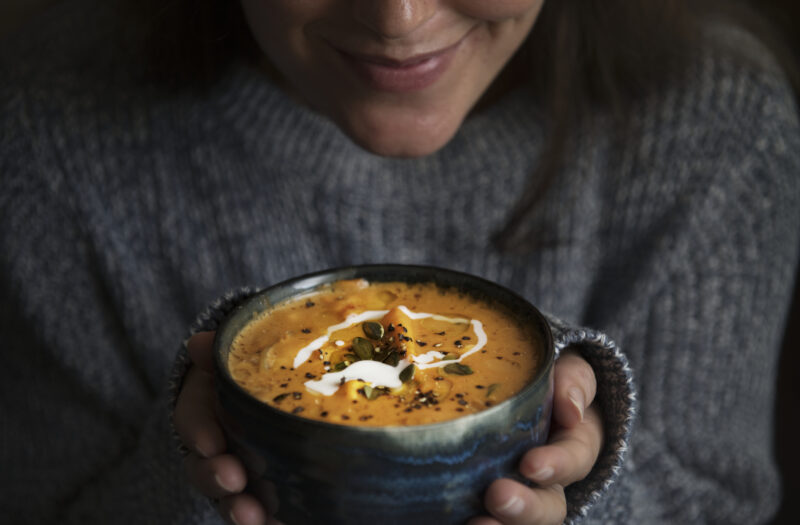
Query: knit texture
[{"left": 2, "top": 1, "right": 799, "bottom": 523}]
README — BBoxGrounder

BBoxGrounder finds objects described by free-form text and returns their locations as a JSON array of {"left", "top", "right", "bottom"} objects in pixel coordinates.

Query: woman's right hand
[{"left": 174, "top": 331, "right": 275, "bottom": 525}]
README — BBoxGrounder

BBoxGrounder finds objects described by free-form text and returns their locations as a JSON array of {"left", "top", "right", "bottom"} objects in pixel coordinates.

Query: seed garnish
[
  {"left": 399, "top": 364, "right": 416, "bottom": 383},
  {"left": 444, "top": 363, "right": 474, "bottom": 375}
]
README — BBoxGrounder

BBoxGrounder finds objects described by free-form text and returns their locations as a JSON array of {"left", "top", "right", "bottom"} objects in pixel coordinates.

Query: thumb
[
  {"left": 187, "top": 331, "right": 217, "bottom": 374},
  {"left": 552, "top": 349, "right": 597, "bottom": 428}
]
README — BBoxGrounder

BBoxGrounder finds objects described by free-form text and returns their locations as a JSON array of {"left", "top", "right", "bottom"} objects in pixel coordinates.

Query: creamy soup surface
[{"left": 228, "top": 279, "right": 541, "bottom": 426}]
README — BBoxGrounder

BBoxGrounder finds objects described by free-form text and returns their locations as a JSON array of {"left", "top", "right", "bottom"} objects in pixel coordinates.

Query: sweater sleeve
[{"left": 577, "top": 33, "right": 800, "bottom": 524}]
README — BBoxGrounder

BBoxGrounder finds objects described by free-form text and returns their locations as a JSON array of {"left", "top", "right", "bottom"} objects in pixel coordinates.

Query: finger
[
  {"left": 219, "top": 493, "right": 279, "bottom": 525},
  {"left": 483, "top": 478, "right": 566, "bottom": 525},
  {"left": 175, "top": 365, "right": 226, "bottom": 458},
  {"left": 184, "top": 453, "right": 248, "bottom": 499},
  {"left": 553, "top": 349, "right": 597, "bottom": 428},
  {"left": 187, "top": 331, "right": 217, "bottom": 373},
  {"left": 519, "top": 404, "right": 603, "bottom": 486}
]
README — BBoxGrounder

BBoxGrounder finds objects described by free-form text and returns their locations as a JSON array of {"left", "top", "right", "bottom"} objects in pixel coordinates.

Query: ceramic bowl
[{"left": 212, "top": 264, "right": 554, "bottom": 524}]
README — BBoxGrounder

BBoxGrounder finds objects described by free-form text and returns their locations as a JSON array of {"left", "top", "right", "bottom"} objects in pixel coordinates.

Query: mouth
[{"left": 333, "top": 36, "right": 468, "bottom": 93}]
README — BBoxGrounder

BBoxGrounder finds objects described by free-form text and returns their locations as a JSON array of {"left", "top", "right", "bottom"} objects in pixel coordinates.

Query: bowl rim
[{"left": 212, "top": 263, "right": 555, "bottom": 434}]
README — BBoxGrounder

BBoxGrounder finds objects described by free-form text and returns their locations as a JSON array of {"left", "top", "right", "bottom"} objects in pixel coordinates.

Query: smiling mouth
[{"left": 333, "top": 37, "right": 468, "bottom": 93}]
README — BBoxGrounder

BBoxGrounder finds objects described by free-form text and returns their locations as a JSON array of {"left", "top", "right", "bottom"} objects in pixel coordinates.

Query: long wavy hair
[{"left": 134, "top": 0, "right": 797, "bottom": 248}]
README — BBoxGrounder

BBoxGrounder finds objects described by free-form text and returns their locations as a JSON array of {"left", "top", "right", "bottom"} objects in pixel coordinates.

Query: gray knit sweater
[{"left": 2, "top": 1, "right": 799, "bottom": 524}]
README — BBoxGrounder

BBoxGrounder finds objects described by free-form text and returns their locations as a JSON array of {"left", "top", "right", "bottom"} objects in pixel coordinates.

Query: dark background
[
  {"left": 1, "top": 0, "right": 798, "bottom": 523},
  {"left": 756, "top": 0, "right": 800, "bottom": 521}
]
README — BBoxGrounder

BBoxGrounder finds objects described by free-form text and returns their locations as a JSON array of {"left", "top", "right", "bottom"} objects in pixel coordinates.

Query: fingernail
[
  {"left": 216, "top": 473, "right": 238, "bottom": 492},
  {"left": 228, "top": 509, "right": 242, "bottom": 525},
  {"left": 496, "top": 495, "right": 525, "bottom": 517},
  {"left": 568, "top": 387, "right": 585, "bottom": 422},
  {"left": 194, "top": 440, "right": 213, "bottom": 459},
  {"left": 529, "top": 465, "right": 554, "bottom": 483}
]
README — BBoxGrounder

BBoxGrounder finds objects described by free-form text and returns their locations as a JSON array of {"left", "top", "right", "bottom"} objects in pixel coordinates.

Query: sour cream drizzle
[{"left": 296, "top": 306, "right": 488, "bottom": 396}]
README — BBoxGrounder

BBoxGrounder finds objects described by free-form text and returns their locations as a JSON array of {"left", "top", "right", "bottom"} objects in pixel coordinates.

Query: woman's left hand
[{"left": 468, "top": 349, "right": 603, "bottom": 525}]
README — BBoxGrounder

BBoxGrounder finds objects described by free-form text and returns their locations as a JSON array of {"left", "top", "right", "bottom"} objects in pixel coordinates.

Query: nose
[{"left": 352, "top": 0, "right": 437, "bottom": 39}]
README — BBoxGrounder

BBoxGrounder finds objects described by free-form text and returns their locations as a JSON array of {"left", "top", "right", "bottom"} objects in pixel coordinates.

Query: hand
[
  {"left": 468, "top": 350, "right": 603, "bottom": 525},
  {"left": 174, "top": 331, "right": 277, "bottom": 525}
]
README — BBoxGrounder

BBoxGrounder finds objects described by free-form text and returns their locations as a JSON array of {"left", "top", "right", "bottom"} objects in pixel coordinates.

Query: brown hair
[{"left": 134, "top": 0, "right": 798, "bottom": 247}]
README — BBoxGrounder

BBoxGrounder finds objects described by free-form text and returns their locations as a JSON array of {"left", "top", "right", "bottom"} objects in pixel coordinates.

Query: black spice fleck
[
  {"left": 341, "top": 415, "right": 350, "bottom": 420},
  {"left": 435, "top": 376, "right": 444, "bottom": 381},
  {"left": 462, "top": 336, "right": 471, "bottom": 340},
  {"left": 388, "top": 324, "right": 395, "bottom": 332},
  {"left": 454, "top": 340, "right": 463, "bottom": 348},
  {"left": 475, "top": 385, "right": 485, "bottom": 389},
  {"left": 321, "top": 411, "right": 328, "bottom": 417},
  {"left": 305, "top": 372, "right": 316, "bottom": 379},
  {"left": 404, "top": 408, "right": 413, "bottom": 413},
  {"left": 273, "top": 393, "right": 289, "bottom": 402},
  {"left": 305, "top": 301, "right": 315, "bottom": 308},
  {"left": 359, "top": 415, "right": 373, "bottom": 421},
  {"left": 458, "top": 399, "right": 468, "bottom": 406},
  {"left": 292, "top": 392, "right": 302, "bottom": 400},
  {"left": 435, "top": 331, "right": 446, "bottom": 336},
  {"left": 496, "top": 357, "right": 503, "bottom": 360},
  {"left": 280, "top": 383, "right": 288, "bottom": 388},
  {"left": 455, "top": 393, "right": 464, "bottom": 398},
  {"left": 513, "top": 352, "right": 521, "bottom": 356},
  {"left": 292, "top": 407, "right": 304, "bottom": 414},
  {"left": 416, "top": 340, "right": 427, "bottom": 347},
  {"left": 456, "top": 408, "right": 464, "bottom": 412},
  {"left": 301, "top": 328, "right": 311, "bottom": 334}
]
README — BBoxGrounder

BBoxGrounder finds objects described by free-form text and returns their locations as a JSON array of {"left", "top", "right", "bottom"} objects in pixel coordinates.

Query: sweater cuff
[
  {"left": 167, "top": 287, "right": 261, "bottom": 456},
  {"left": 545, "top": 314, "right": 637, "bottom": 524}
]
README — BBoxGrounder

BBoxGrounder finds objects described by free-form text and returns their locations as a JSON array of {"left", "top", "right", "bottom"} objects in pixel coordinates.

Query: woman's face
[{"left": 240, "top": 0, "right": 544, "bottom": 157}]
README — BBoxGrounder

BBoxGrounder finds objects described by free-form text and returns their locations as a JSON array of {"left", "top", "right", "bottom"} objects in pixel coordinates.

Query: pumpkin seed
[
  {"left": 399, "top": 364, "right": 416, "bottom": 383},
  {"left": 444, "top": 363, "right": 474, "bottom": 376},
  {"left": 343, "top": 353, "right": 359, "bottom": 361},
  {"left": 362, "top": 321, "right": 384, "bottom": 340},
  {"left": 486, "top": 383, "right": 501, "bottom": 397},
  {"left": 443, "top": 353, "right": 459, "bottom": 361},
  {"left": 332, "top": 362, "right": 347, "bottom": 371},
  {"left": 363, "top": 385, "right": 382, "bottom": 401},
  {"left": 384, "top": 351, "right": 399, "bottom": 367},
  {"left": 352, "top": 337, "right": 374, "bottom": 360}
]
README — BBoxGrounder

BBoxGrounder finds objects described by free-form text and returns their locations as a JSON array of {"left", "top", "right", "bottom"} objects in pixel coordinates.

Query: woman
[{"left": 1, "top": 0, "right": 797, "bottom": 524}]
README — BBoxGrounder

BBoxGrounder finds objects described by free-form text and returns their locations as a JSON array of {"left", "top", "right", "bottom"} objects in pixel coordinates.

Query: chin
[{"left": 331, "top": 103, "right": 466, "bottom": 158}]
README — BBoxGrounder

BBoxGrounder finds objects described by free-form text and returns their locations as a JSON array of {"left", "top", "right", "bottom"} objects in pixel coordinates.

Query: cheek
[
  {"left": 239, "top": 0, "right": 331, "bottom": 49},
  {"left": 452, "top": 0, "right": 544, "bottom": 22}
]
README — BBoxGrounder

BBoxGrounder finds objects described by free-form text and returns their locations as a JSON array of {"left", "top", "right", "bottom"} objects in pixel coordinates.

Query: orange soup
[{"left": 228, "top": 279, "right": 541, "bottom": 426}]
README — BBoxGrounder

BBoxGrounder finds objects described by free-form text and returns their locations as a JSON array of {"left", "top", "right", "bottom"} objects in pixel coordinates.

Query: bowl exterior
[{"left": 214, "top": 265, "right": 554, "bottom": 524}]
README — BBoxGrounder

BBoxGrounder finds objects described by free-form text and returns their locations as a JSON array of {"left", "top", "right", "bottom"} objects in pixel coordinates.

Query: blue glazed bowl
[{"left": 213, "top": 264, "right": 554, "bottom": 524}]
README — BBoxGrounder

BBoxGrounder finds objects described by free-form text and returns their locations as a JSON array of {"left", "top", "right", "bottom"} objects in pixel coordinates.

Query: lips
[{"left": 335, "top": 39, "right": 464, "bottom": 92}]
